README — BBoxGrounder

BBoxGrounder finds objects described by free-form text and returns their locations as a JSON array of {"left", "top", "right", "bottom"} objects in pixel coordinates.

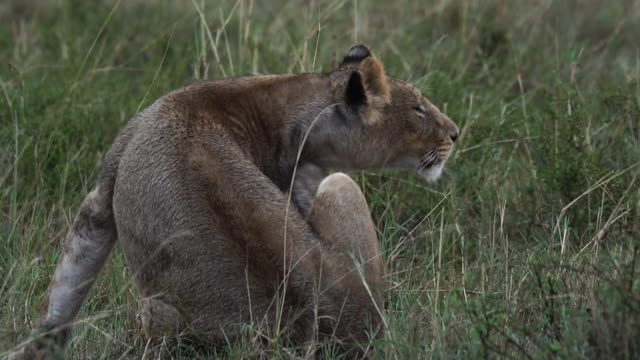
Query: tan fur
[
  {"left": 359, "top": 57, "right": 391, "bottom": 125},
  {"left": 11, "top": 45, "right": 458, "bottom": 358}
]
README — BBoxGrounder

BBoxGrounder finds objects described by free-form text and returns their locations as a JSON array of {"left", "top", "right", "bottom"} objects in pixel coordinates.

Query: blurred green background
[{"left": 1, "top": 0, "right": 639, "bottom": 358}]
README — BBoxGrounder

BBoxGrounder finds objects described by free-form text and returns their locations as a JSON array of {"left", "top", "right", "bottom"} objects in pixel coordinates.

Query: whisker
[{"left": 420, "top": 150, "right": 438, "bottom": 168}]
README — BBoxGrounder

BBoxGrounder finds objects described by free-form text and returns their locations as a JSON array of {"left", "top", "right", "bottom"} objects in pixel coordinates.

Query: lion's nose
[{"left": 450, "top": 129, "right": 459, "bottom": 142}]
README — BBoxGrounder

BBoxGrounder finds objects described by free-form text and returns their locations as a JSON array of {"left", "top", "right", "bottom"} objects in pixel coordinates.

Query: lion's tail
[{"left": 39, "top": 127, "right": 133, "bottom": 349}]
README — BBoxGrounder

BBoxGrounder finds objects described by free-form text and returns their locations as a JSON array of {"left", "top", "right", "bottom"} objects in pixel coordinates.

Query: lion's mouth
[
  {"left": 419, "top": 149, "right": 440, "bottom": 169},
  {"left": 417, "top": 149, "right": 447, "bottom": 183},
  {"left": 391, "top": 149, "right": 449, "bottom": 183}
]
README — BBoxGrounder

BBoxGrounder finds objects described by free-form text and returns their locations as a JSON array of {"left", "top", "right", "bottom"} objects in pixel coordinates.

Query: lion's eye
[{"left": 414, "top": 105, "right": 426, "bottom": 115}]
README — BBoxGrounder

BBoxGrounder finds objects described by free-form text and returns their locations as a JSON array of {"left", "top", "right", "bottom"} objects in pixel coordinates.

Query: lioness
[{"left": 14, "top": 45, "right": 458, "bottom": 358}]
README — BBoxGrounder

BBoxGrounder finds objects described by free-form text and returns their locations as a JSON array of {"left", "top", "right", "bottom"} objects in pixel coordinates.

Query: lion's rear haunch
[{"left": 15, "top": 44, "right": 457, "bottom": 358}]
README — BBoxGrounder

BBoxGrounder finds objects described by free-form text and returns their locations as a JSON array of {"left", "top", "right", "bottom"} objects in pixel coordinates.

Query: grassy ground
[{"left": 1, "top": 0, "right": 639, "bottom": 358}]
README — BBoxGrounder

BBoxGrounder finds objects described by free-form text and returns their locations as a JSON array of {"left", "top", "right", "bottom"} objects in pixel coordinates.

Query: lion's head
[{"left": 304, "top": 45, "right": 459, "bottom": 183}]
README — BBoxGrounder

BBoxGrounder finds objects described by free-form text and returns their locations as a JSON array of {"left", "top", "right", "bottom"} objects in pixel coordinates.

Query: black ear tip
[
  {"left": 348, "top": 44, "right": 371, "bottom": 56},
  {"left": 341, "top": 44, "right": 372, "bottom": 65}
]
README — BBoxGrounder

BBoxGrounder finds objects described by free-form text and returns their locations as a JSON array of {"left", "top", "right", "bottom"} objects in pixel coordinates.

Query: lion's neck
[{"left": 231, "top": 74, "right": 337, "bottom": 191}]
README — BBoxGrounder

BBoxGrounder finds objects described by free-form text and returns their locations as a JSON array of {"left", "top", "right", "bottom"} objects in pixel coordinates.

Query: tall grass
[{"left": 1, "top": 0, "right": 639, "bottom": 358}]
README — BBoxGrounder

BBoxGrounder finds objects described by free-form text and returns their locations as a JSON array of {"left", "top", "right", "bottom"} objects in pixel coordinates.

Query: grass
[{"left": 1, "top": 0, "right": 639, "bottom": 358}]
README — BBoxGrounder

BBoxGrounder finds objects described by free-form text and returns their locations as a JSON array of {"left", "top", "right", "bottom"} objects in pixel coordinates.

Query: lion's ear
[
  {"left": 360, "top": 57, "right": 390, "bottom": 105},
  {"left": 344, "top": 57, "right": 391, "bottom": 125}
]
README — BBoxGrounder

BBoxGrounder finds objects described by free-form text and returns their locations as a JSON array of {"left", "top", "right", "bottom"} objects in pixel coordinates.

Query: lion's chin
[{"left": 418, "top": 162, "right": 444, "bottom": 183}]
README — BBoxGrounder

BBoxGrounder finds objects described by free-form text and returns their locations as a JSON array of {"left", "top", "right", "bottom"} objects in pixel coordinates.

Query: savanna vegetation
[{"left": 1, "top": 0, "right": 639, "bottom": 358}]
